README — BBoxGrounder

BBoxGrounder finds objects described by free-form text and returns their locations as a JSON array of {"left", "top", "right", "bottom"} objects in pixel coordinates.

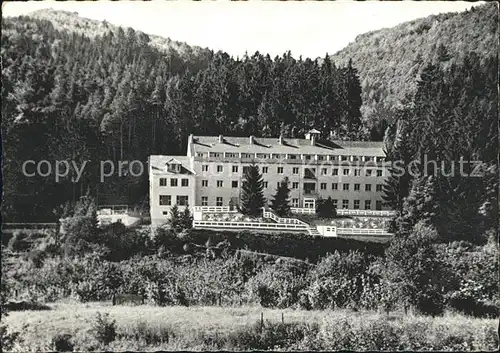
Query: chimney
[
  {"left": 278, "top": 135, "right": 284, "bottom": 145},
  {"left": 249, "top": 135, "right": 255, "bottom": 144},
  {"left": 218, "top": 135, "right": 224, "bottom": 143},
  {"left": 311, "top": 134, "right": 316, "bottom": 146}
]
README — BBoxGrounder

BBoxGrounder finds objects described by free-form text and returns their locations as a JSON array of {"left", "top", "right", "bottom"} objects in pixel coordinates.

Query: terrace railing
[
  {"left": 336, "top": 209, "right": 396, "bottom": 217},
  {"left": 192, "top": 206, "right": 238, "bottom": 213},
  {"left": 290, "top": 207, "right": 316, "bottom": 214},
  {"left": 262, "top": 208, "right": 308, "bottom": 225},
  {"left": 192, "top": 220, "right": 309, "bottom": 231},
  {"left": 336, "top": 228, "right": 392, "bottom": 236}
]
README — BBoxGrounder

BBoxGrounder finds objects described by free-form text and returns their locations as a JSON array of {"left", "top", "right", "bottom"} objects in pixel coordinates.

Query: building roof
[
  {"left": 149, "top": 155, "right": 195, "bottom": 175},
  {"left": 191, "top": 136, "right": 385, "bottom": 156}
]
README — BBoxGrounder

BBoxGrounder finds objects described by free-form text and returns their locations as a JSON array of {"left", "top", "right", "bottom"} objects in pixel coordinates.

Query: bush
[
  {"left": 7, "top": 231, "right": 31, "bottom": 252},
  {"left": 90, "top": 312, "right": 116, "bottom": 345},
  {"left": 51, "top": 333, "right": 74, "bottom": 352}
]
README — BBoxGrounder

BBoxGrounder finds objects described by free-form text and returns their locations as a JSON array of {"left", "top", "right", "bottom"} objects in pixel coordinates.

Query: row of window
[
  {"left": 159, "top": 195, "right": 383, "bottom": 210},
  {"left": 159, "top": 195, "right": 189, "bottom": 206},
  {"left": 202, "top": 165, "right": 385, "bottom": 177},
  {"left": 198, "top": 197, "right": 384, "bottom": 210},
  {"left": 159, "top": 178, "right": 189, "bottom": 187},
  {"left": 197, "top": 151, "right": 385, "bottom": 163},
  {"left": 199, "top": 179, "right": 384, "bottom": 192}
]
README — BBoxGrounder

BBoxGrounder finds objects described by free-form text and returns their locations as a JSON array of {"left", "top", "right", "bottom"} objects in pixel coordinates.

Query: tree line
[{"left": 2, "top": 16, "right": 363, "bottom": 222}]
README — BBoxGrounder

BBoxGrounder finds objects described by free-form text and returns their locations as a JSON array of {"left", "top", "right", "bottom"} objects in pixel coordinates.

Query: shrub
[
  {"left": 0, "top": 324, "right": 21, "bottom": 351},
  {"left": 124, "top": 321, "right": 175, "bottom": 345},
  {"left": 7, "top": 231, "right": 31, "bottom": 252},
  {"left": 51, "top": 333, "right": 74, "bottom": 352},
  {"left": 90, "top": 312, "right": 116, "bottom": 345}
]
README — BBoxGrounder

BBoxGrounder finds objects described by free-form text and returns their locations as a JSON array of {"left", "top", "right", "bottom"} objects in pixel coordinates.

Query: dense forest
[
  {"left": 2, "top": 12, "right": 363, "bottom": 221},
  {"left": 331, "top": 2, "right": 499, "bottom": 129},
  {"left": 1, "top": 4, "right": 498, "bottom": 231}
]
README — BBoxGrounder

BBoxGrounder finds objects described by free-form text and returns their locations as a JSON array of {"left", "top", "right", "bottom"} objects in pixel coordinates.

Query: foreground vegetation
[{"left": 3, "top": 303, "right": 498, "bottom": 351}]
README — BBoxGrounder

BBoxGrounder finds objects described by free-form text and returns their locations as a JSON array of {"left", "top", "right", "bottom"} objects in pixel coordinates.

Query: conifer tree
[
  {"left": 240, "top": 164, "right": 266, "bottom": 217},
  {"left": 270, "top": 177, "right": 291, "bottom": 217},
  {"left": 168, "top": 204, "right": 181, "bottom": 232},
  {"left": 180, "top": 204, "right": 193, "bottom": 230}
]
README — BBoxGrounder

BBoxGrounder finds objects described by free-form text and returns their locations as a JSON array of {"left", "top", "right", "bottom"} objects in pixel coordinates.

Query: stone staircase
[
  {"left": 262, "top": 207, "right": 321, "bottom": 236},
  {"left": 307, "top": 226, "right": 321, "bottom": 236}
]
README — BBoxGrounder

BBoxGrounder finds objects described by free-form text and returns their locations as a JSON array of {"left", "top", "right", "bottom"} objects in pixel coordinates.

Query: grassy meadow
[{"left": 3, "top": 303, "right": 498, "bottom": 351}]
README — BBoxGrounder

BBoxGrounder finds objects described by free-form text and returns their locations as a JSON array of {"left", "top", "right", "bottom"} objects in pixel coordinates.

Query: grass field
[{"left": 3, "top": 303, "right": 498, "bottom": 351}]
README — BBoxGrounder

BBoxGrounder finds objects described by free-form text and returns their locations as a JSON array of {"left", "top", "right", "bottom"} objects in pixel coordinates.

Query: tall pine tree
[
  {"left": 270, "top": 177, "right": 291, "bottom": 217},
  {"left": 240, "top": 164, "right": 266, "bottom": 217}
]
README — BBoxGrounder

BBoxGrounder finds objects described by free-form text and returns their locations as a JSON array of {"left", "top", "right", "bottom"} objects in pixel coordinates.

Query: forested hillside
[
  {"left": 330, "top": 2, "right": 499, "bottom": 129},
  {"left": 2, "top": 13, "right": 363, "bottom": 221}
]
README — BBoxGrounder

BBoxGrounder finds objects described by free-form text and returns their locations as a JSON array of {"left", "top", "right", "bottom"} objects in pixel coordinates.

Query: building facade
[{"left": 149, "top": 130, "right": 390, "bottom": 226}]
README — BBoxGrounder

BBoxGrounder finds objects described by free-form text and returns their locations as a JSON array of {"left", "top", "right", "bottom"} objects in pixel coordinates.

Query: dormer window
[{"left": 167, "top": 163, "right": 181, "bottom": 173}]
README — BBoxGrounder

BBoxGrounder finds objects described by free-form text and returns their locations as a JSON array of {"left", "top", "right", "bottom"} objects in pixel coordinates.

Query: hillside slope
[
  {"left": 26, "top": 9, "right": 213, "bottom": 63},
  {"left": 330, "top": 2, "right": 499, "bottom": 126}
]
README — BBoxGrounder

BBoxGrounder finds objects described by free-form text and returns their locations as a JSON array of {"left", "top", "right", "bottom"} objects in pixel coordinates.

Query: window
[
  {"left": 277, "top": 167, "right": 284, "bottom": 174},
  {"left": 196, "top": 152, "right": 204, "bottom": 158},
  {"left": 354, "top": 200, "right": 360, "bottom": 209},
  {"left": 170, "top": 178, "right": 178, "bottom": 187},
  {"left": 376, "top": 200, "right": 382, "bottom": 210},
  {"left": 343, "top": 169, "right": 349, "bottom": 176},
  {"left": 242, "top": 153, "right": 253, "bottom": 159},
  {"left": 377, "top": 169, "right": 383, "bottom": 177},
  {"left": 292, "top": 198, "right": 299, "bottom": 207},
  {"left": 365, "top": 156, "right": 373, "bottom": 162},
  {"left": 343, "top": 183, "right": 349, "bottom": 191},
  {"left": 317, "top": 155, "right": 325, "bottom": 161},
  {"left": 332, "top": 183, "right": 338, "bottom": 190},
  {"left": 159, "top": 195, "right": 171, "bottom": 206},
  {"left": 160, "top": 178, "right": 167, "bottom": 186},
  {"left": 181, "top": 178, "right": 189, "bottom": 187},
  {"left": 226, "top": 152, "right": 238, "bottom": 158},
  {"left": 292, "top": 182, "right": 299, "bottom": 189},
  {"left": 354, "top": 183, "right": 360, "bottom": 191},
  {"left": 332, "top": 169, "right": 339, "bottom": 176},
  {"left": 377, "top": 157, "right": 385, "bottom": 162},
  {"left": 365, "top": 184, "right": 372, "bottom": 191},
  {"left": 341, "top": 156, "right": 349, "bottom": 161},
  {"left": 288, "top": 154, "right": 298, "bottom": 159},
  {"left": 201, "top": 197, "right": 208, "bottom": 206},
  {"left": 320, "top": 183, "right": 327, "bottom": 190},
  {"left": 366, "top": 169, "right": 373, "bottom": 176},
  {"left": 202, "top": 165, "right": 208, "bottom": 172},
  {"left": 342, "top": 200, "right": 349, "bottom": 209},
  {"left": 217, "top": 165, "right": 223, "bottom": 173},
  {"left": 217, "top": 180, "right": 223, "bottom": 187},
  {"left": 304, "top": 154, "right": 312, "bottom": 160},
  {"left": 329, "top": 155, "right": 338, "bottom": 161},
  {"left": 232, "top": 165, "right": 239, "bottom": 173},
  {"left": 293, "top": 167, "right": 299, "bottom": 175},
  {"left": 332, "top": 199, "right": 338, "bottom": 208},
  {"left": 210, "top": 152, "right": 222, "bottom": 158},
  {"left": 177, "top": 195, "right": 189, "bottom": 206},
  {"left": 257, "top": 153, "right": 270, "bottom": 159},
  {"left": 262, "top": 167, "right": 268, "bottom": 174},
  {"left": 376, "top": 184, "right": 383, "bottom": 192},
  {"left": 321, "top": 168, "right": 328, "bottom": 176},
  {"left": 263, "top": 181, "right": 268, "bottom": 188},
  {"left": 202, "top": 180, "right": 208, "bottom": 187},
  {"left": 216, "top": 197, "right": 223, "bottom": 206},
  {"left": 354, "top": 169, "right": 361, "bottom": 176},
  {"left": 232, "top": 181, "right": 238, "bottom": 188},
  {"left": 365, "top": 200, "right": 372, "bottom": 210}
]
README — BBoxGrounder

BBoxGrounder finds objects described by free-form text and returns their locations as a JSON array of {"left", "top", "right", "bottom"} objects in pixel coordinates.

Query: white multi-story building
[{"left": 149, "top": 130, "right": 390, "bottom": 227}]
